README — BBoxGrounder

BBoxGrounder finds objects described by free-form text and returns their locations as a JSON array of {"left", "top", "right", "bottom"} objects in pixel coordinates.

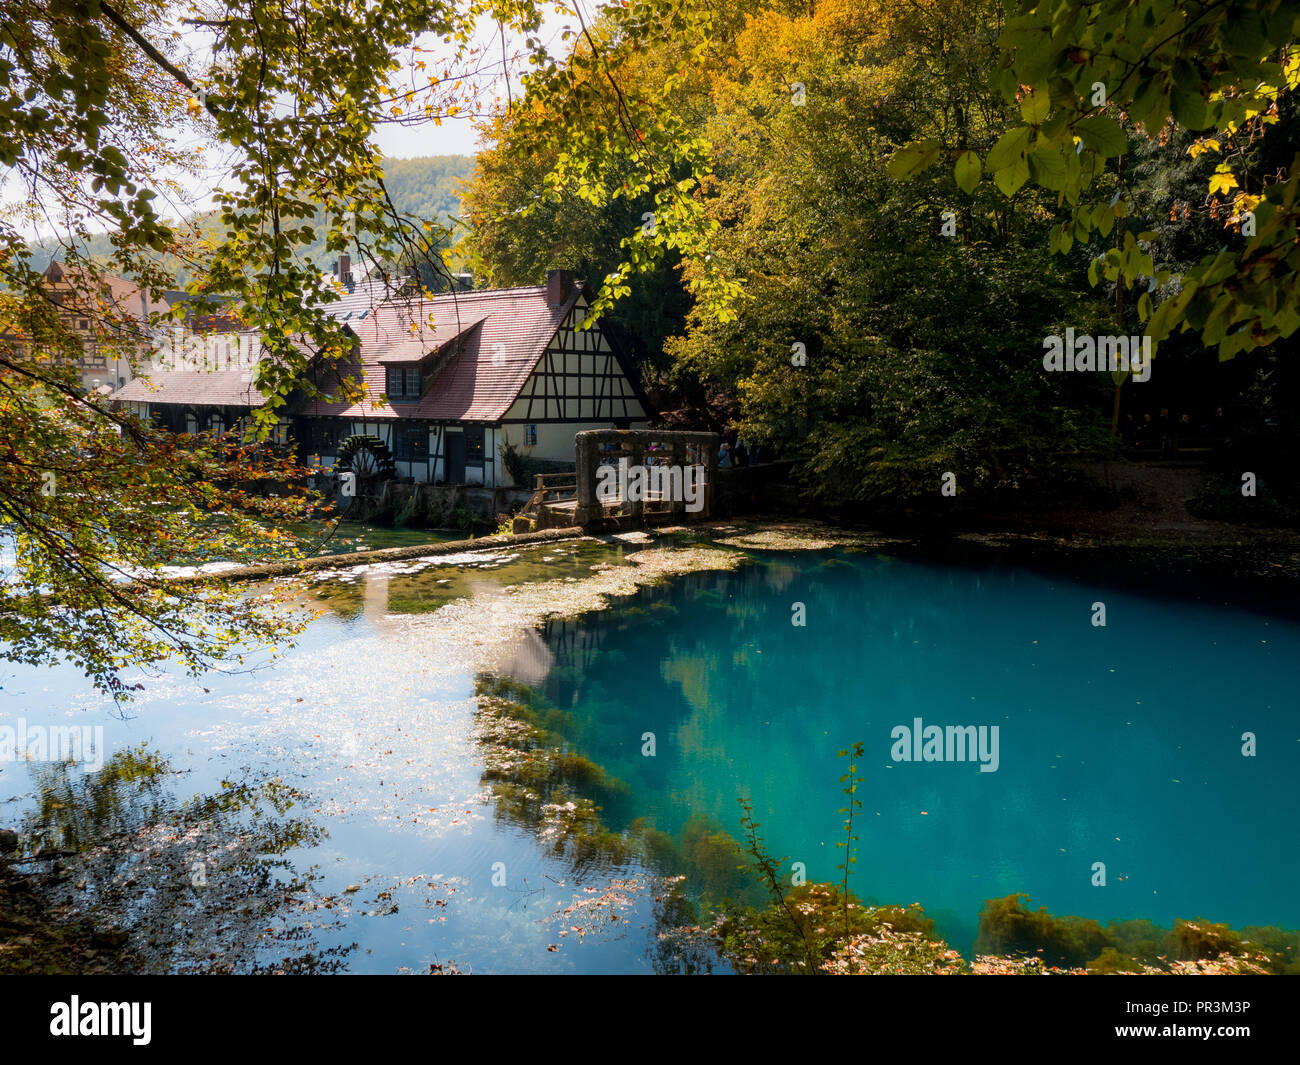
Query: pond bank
[
  {"left": 189, "top": 509, "right": 1300, "bottom": 619},
  {"left": 0, "top": 857, "right": 134, "bottom": 974}
]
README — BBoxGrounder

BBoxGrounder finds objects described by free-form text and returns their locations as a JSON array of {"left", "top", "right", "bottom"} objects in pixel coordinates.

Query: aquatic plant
[
  {"left": 836, "top": 742, "right": 864, "bottom": 946},
  {"left": 974, "top": 894, "right": 1298, "bottom": 975},
  {"left": 703, "top": 779, "right": 1298, "bottom": 975},
  {"left": 823, "top": 927, "right": 968, "bottom": 975},
  {"left": 473, "top": 675, "right": 634, "bottom": 871}
]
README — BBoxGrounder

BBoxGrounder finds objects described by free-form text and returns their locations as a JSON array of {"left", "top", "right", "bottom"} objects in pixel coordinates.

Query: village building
[
  {"left": 26, "top": 260, "right": 169, "bottom": 394},
  {"left": 111, "top": 269, "right": 652, "bottom": 487}
]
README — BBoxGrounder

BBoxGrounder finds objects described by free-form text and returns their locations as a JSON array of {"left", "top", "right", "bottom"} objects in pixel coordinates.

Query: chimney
[
  {"left": 335, "top": 253, "right": 353, "bottom": 289},
  {"left": 546, "top": 269, "right": 576, "bottom": 308}
]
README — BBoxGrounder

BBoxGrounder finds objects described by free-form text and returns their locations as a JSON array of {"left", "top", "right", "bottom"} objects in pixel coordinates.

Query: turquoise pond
[
  {"left": 1, "top": 539, "right": 1297, "bottom": 971},
  {"left": 530, "top": 548, "right": 1300, "bottom": 952}
]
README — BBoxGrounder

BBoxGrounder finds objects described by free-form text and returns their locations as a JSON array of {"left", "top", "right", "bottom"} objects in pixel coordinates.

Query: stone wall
[{"left": 329, "top": 481, "right": 531, "bottom": 527}]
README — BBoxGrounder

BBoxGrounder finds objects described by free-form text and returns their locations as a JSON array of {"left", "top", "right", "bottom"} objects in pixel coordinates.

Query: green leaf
[
  {"left": 1203, "top": 294, "right": 1235, "bottom": 344},
  {"left": 1013, "top": 29, "right": 1059, "bottom": 83},
  {"left": 1027, "top": 147, "right": 1067, "bottom": 191},
  {"left": 888, "top": 139, "right": 943, "bottom": 180},
  {"left": 1170, "top": 60, "right": 1209, "bottom": 130},
  {"left": 1076, "top": 115, "right": 1127, "bottom": 157},
  {"left": 986, "top": 126, "right": 1031, "bottom": 171},
  {"left": 993, "top": 154, "right": 1030, "bottom": 197},
  {"left": 954, "top": 150, "right": 981, "bottom": 194},
  {"left": 1019, "top": 83, "right": 1051, "bottom": 125},
  {"left": 1129, "top": 76, "right": 1170, "bottom": 131}
]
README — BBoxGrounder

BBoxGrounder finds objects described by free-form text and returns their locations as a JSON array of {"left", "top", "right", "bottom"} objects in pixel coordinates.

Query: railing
[{"left": 526, "top": 472, "right": 577, "bottom": 513}]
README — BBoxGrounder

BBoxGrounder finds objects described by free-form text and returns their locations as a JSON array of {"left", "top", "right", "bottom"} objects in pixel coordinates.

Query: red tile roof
[
  {"left": 112, "top": 368, "right": 272, "bottom": 408},
  {"left": 298, "top": 283, "right": 581, "bottom": 422},
  {"left": 44, "top": 260, "right": 169, "bottom": 322},
  {"left": 112, "top": 330, "right": 315, "bottom": 408}
]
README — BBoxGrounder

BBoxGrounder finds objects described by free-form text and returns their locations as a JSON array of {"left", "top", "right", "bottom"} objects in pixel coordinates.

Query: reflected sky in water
[{"left": 0, "top": 537, "right": 696, "bottom": 973}]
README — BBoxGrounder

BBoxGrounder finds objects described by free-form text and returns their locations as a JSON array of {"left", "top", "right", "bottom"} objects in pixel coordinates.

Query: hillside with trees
[{"left": 26, "top": 154, "right": 474, "bottom": 285}]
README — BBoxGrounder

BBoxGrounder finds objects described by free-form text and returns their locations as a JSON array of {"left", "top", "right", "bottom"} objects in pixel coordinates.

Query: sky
[
  {"left": 7, "top": 2, "right": 597, "bottom": 240},
  {"left": 373, "top": 5, "right": 587, "bottom": 160}
]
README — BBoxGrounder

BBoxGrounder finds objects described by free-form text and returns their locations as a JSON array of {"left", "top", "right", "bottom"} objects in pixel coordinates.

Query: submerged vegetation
[
  {"left": 4, "top": 527, "right": 1295, "bottom": 974},
  {"left": 472, "top": 675, "right": 1297, "bottom": 975}
]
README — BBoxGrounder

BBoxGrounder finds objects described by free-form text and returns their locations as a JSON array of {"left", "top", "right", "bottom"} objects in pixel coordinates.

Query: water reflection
[
  {"left": 2, "top": 532, "right": 764, "bottom": 974},
  {"left": 469, "top": 673, "right": 729, "bottom": 972},
  {"left": 527, "top": 546, "right": 1300, "bottom": 957},
  {"left": 19, "top": 747, "right": 353, "bottom": 974}
]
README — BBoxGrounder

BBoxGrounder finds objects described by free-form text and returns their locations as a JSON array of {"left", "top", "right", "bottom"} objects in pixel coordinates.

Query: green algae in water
[{"left": 307, "top": 539, "right": 639, "bottom": 619}]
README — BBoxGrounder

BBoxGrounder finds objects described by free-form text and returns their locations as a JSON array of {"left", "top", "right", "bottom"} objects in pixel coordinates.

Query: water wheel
[{"left": 333, "top": 434, "right": 397, "bottom": 496}]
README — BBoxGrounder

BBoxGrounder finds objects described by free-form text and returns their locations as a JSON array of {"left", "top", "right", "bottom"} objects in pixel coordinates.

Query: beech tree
[
  {"left": 467, "top": 0, "right": 1113, "bottom": 499},
  {"left": 0, "top": 0, "right": 542, "bottom": 694},
  {"left": 891, "top": 0, "right": 1300, "bottom": 361}
]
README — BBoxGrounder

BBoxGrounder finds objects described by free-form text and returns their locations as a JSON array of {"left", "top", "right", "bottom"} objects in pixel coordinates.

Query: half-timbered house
[
  {"left": 297, "top": 270, "right": 650, "bottom": 487},
  {"left": 112, "top": 270, "right": 652, "bottom": 487}
]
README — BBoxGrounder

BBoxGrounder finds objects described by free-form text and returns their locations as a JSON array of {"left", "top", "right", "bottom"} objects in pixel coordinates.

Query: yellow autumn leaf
[{"left": 1208, "top": 171, "right": 1238, "bottom": 196}]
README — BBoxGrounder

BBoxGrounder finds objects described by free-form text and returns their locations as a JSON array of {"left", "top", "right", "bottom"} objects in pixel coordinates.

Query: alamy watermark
[
  {"left": 0, "top": 718, "right": 104, "bottom": 771},
  {"left": 148, "top": 327, "right": 261, "bottom": 374},
  {"left": 595, "top": 458, "right": 706, "bottom": 513},
  {"left": 50, "top": 997, "right": 150, "bottom": 1045},
  {"left": 1043, "top": 328, "right": 1151, "bottom": 382},
  {"left": 890, "top": 717, "right": 999, "bottom": 773}
]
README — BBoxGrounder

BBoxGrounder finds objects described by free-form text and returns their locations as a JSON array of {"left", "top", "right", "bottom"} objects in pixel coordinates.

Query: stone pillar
[
  {"left": 574, "top": 431, "right": 600, "bottom": 525},
  {"left": 671, "top": 440, "right": 686, "bottom": 520},
  {"left": 708, "top": 445, "right": 717, "bottom": 518},
  {"left": 627, "top": 439, "right": 645, "bottom": 524}
]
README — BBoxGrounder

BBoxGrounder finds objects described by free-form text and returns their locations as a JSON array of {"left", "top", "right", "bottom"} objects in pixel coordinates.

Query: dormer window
[{"left": 386, "top": 366, "right": 421, "bottom": 400}]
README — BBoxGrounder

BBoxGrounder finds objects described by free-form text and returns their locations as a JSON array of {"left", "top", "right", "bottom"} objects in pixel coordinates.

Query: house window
[
  {"left": 309, "top": 421, "right": 340, "bottom": 453},
  {"left": 397, "top": 426, "right": 427, "bottom": 461},
  {"left": 385, "top": 366, "right": 422, "bottom": 400},
  {"left": 524, "top": 424, "right": 538, "bottom": 447},
  {"left": 464, "top": 424, "right": 485, "bottom": 466},
  {"left": 183, "top": 412, "right": 198, "bottom": 436},
  {"left": 75, "top": 318, "right": 89, "bottom": 332},
  {"left": 208, "top": 412, "right": 225, "bottom": 434}
]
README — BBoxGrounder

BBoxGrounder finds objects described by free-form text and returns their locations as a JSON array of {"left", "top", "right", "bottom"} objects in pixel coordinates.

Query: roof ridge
[{"left": 405, "top": 284, "right": 549, "bottom": 302}]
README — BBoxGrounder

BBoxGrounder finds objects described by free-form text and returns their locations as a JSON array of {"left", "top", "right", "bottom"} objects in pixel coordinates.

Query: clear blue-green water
[
  {"left": 532, "top": 549, "right": 1300, "bottom": 953},
  {"left": 1, "top": 538, "right": 670, "bottom": 974},
  {"left": 2, "top": 540, "right": 1297, "bottom": 971}
]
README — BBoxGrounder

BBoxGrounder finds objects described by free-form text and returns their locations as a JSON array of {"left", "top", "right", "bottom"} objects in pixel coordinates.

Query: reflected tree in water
[{"left": 20, "top": 746, "right": 355, "bottom": 974}]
